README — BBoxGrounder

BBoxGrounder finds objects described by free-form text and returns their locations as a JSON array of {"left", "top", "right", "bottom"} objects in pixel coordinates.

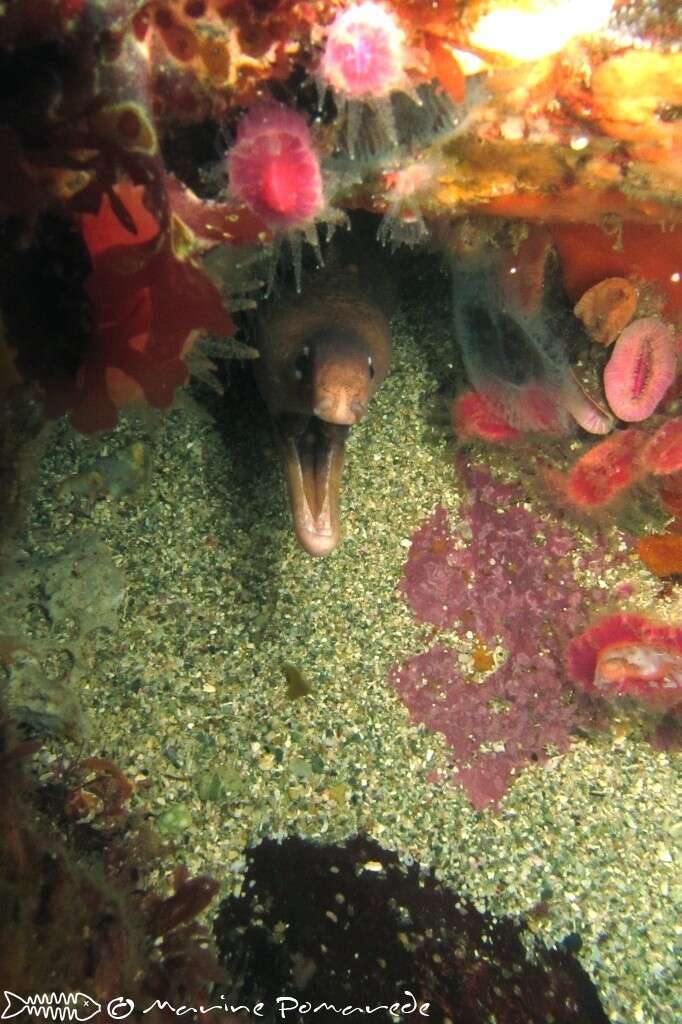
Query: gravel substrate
[{"left": 11, "top": 287, "right": 681, "bottom": 1024}]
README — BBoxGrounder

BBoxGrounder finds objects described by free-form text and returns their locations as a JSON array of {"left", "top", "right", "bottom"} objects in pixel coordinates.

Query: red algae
[
  {"left": 389, "top": 465, "right": 618, "bottom": 809},
  {"left": 227, "top": 102, "right": 323, "bottom": 229},
  {"left": 45, "top": 180, "right": 234, "bottom": 433},
  {"left": 567, "top": 613, "right": 682, "bottom": 711},
  {"left": 604, "top": 317, "right": 677, "bottom": 421},
  {"left": 643, "top": 415, "right": 682, "bottom": 475},
  {"left": 451, "top": 390, "right": 521, "bottom": 443},
  {"left": 551, "top": 222, "right": 682, "bottom": 317},
  {"left": 421, "top": 34, "right": 466, "bottom": 102},
  {"left": 164, "top": 172, "right": 269, "bottom": 247},
  {"left": 561, "top": 429, "right": 649, "bottom": 509},
  {"left": 80, "top": 184, "right": 160, "bottom": 257}
]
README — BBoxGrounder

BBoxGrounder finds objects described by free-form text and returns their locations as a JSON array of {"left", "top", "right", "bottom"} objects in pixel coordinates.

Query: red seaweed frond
[{"left": 43, "top": 175, "right": 237, "bottom": 432}]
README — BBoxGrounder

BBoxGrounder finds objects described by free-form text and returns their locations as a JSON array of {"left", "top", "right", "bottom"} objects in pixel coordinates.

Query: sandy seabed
[{"left": 9, "top": 283, "right": 681, "bottom": 1024}]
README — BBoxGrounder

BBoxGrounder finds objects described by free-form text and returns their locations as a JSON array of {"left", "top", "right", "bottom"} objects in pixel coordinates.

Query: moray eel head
[
  {"left": 274, "top": 328, "right": 379, "bottom": 555},
  {"left": 303, "top": 328, "right": 377, "bottom": 426},
  {"left": 255, "top": 270, "right": 391, "bottom": 556}
]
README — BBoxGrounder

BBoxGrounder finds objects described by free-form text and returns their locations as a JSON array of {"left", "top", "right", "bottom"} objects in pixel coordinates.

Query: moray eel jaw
[{"left": 277, "top": 416, "right": 348, "bottom": 556}]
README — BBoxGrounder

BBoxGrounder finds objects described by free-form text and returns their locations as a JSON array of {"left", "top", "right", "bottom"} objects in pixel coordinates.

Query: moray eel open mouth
[{"left": 276, "top": 415, "right": 348, "bottom": 557}]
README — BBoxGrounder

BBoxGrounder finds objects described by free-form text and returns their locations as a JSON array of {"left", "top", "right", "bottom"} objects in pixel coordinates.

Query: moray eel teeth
[{"left": 279, "top": 416, "right": 347, "bottom": 557}]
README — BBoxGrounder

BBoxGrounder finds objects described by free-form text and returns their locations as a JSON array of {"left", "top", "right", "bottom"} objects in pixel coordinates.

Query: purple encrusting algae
[{"left": 389, "top": 464, "right": 625, "bottom": 809}]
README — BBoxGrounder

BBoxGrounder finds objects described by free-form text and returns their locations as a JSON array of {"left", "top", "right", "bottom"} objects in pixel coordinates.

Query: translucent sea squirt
[
  {"left": 603, "top": 317, "right": 677, "bottom": 422},
  {"left": 450, "top": 229, "right": 613, "bottom": 436}
]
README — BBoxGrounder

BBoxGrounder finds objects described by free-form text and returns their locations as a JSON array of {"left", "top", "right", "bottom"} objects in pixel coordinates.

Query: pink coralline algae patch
[
  {"left": 603, "top": 317, "right": 677, "bottom": 422},
  {"left": 392, "top": 644, "right": 577, "bottom": 809},
  {"left": 389, "top": 466, "right": 612, "bottom": 809},
  {"left": 320, "top": 2, "right": 407, "bottom": 100},
  {"left": 227, "top": 102, "right": 323, "bottom": 229},
  {"left": 567, "top": 613, "right": 682, "bottom": 712}
]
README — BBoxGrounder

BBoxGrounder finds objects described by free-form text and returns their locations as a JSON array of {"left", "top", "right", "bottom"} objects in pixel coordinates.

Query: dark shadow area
[
  {"left": 215, "top": 834, "right": 611, "bottom": 1024},
  {"left": 191, "top": 353, "right": 291, "bottom": 629}
]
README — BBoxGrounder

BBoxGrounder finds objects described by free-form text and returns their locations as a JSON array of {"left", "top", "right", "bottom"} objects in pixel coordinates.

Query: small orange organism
[
  {"left": 472, "top": 638, "right": 495, "bottom": 673},
  {"left": 636, "top": 533, "right": 682, "bottom": 577}
]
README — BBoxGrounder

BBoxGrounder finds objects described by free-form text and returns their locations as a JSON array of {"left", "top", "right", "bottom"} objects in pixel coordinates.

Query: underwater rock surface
[
  {"left": 0, "top": 534, "right": 126, "bottom": 737},
  {"left": 215, "top": 834, "right": 610, "bottom": 1024},
  {"left": 0, "top": 4, "right": 681, "bottom": 1024},
  {"left": 0, "top": 712, "right": 222, "bottom": 1015}
]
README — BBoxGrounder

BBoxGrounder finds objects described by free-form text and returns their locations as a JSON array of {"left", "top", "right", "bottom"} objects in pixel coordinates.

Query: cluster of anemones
[
  {"left": 454, "top": 263, "right": 681, "bottom": 514},
  {"left": 225, "top": 2, "right": 443, "bottom": 274},
  {"left": 575, "top": 279, "right": 677, "bottom": 423},
  {"left": 546, "top": 283, "right": 680, "bottom": 512}
]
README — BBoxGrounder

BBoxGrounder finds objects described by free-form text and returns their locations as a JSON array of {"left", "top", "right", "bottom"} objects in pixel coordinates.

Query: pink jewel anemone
[
  {"left": 227, "top": 101, "right": 333, "bottom": 290},
  {"left": 320, "top": 1, "right": 407, "bottom": 100},
  {"left": 318, "top": 2, "right": 414, "bottom": 155},
  {"left": 227, "top": 102, "right": 323, "bottom": 230},
  {"left": 377, "top": 159, "right": 437, "bottom": 250},
  {"left": 603, "top": 317, "right": 677, "bottom": 422}
]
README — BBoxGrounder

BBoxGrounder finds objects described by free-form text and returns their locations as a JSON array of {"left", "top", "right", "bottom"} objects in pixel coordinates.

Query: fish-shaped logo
[{"left": 1, "top": 993, "right": 101, "bottom": 1022}]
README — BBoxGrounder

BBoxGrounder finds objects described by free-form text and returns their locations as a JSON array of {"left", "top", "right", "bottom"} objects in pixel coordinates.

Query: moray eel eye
[
  {"left": 368, "top": 355, "right": 375, "bottom": 379},
  {"left": 293, "top": 346, "right": 311, "bottom": 381}
]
